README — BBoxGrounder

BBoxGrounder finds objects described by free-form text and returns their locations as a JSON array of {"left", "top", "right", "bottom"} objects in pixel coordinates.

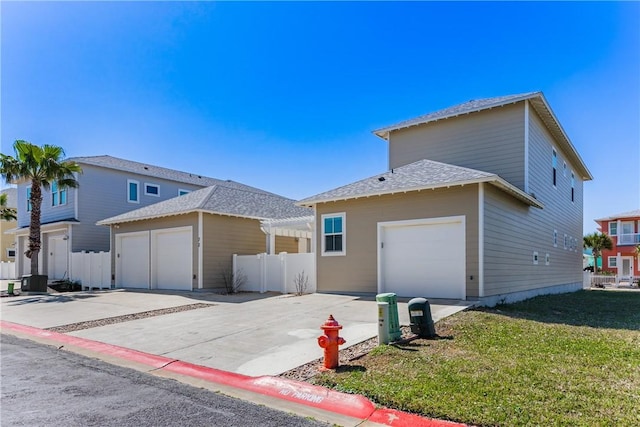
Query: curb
[{"left": 0, "top": 320, "right": 466, "bottom": 427}]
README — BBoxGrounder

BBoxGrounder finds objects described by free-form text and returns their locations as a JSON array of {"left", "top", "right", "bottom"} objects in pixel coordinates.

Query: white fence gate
[
  {"left": 0, "top": 261, "right": 16, "bottom": 279},
  {"left": 70, "top": 251, "right": 111, "bottom": 290},
  {"left": 234, "top": 252, "right": 316, "bottom": 294}
]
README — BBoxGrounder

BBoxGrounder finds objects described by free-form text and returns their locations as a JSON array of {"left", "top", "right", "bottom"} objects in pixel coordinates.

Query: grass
[{"left": 313, "top": 291, "right": 640, "bottom": 426}]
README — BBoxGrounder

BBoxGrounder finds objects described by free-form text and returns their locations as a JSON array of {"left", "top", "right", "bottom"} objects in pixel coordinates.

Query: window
[
  {"left": 26, "top": 186, "right": 32, "bottom": 212},
  {"left": 545, "top": 253, "right": 550, "bottom": 266},
  {"left": 608, "top": 257, "right": 617, "bottom": 268},
  {"left": 564, "top": 234, "right": 567, "bottom": 249},
  {"left": 144, "top": 183, "right": 160, "bottom": 197},
  {"left": 608, "top": 222, "right": 617, "bottom": 236},
  {"left": 178, "top": 189, "right": 191, "bottom": 196},
  {"left": 552, "top": 149, "right": 557, "bottom": 186},
  {"left": 571, "top": 172, "right": 575, "bottom": 202},
  {"left": 322, "top": 213, "right": 345, "bottom": 255},
  {"left": 6, "top": 248, "right": 16, "bottom": 258},
  {"left": 553, "top": 229, "right": 558, "bottom": 247},
  {"left": 533, "top": 251, "right": 539, "bottom": 265},
  {"left": 563, "top": 162, "right": 567, "bottom": 177},
  {"left": 51, "top": 181, "right": 67, "bottom": 206},
  {"left": 127, "top": 180, "right": 139, "bottom": 203}
]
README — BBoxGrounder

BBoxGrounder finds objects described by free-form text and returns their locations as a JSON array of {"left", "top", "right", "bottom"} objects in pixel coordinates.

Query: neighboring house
[
  {"left": 594, "top": 209, "right": 640, "bottom": 277},
  {"left": 11, "top": 155, "right": 288, "bottom": 280},
  {"left": 299, "top": 92, "right": 592, "bottom": 306},
  {"left": 97, "top": 185, "right": 312, "bottom": 291},
  {"left": 1, "top": 188, "right": 17, "bottom": 262}
]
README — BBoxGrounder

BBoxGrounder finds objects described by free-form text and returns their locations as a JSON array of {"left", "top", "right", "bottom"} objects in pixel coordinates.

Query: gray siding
[
  {"left": 315, "top": 185, "right": 479, "bottom": 297},
  {"left": 74, "top": 165, "right": 205, "bottom": 252},
  {"left": 16, "top": 183, "right": 76, "bottom": 228},
  {"left": 389, "top": 103, "right": 526, "bottom": 190},
  {"left": 482, "top": 106, "right": 583, "bottom": 296}
]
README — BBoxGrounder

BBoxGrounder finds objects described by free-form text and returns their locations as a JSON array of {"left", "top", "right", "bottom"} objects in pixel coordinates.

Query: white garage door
[
  {"left": 379, "top": 216, "right": 465, "bottom": 299},
  {"left": 151, "top": 227, "right": 192, "bottom": 291},
  {"left": 116, "top": 231, "right": 150, "bottom": 289}
]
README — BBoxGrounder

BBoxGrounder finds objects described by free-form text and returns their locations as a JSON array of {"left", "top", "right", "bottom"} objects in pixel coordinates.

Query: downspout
[{"left": 478, "top": 183, "right": 484, "bottom": 299}]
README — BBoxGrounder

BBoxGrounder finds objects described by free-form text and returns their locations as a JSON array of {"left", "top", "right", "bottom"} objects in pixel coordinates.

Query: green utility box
[
  {"left": 376, "top": 293, "right": 402, "bottom": 341},
  {"left": 408, "top": 297, "right": 436, "bottom": 338}
]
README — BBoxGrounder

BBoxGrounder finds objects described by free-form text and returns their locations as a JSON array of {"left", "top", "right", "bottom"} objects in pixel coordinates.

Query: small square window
[
  {"left": 608, "top": 222, "right": 617, "bottom": 236},
  {"left": 553, "top": 229, "right": 557, "bottom": 247},
  {"left": 545, "top": 253, "right": 550, "bottom": 266},
  {"left": 533, "top": 251, "right": 539, "bottom": 265},
  {"left": 608, "top": 257, "right": 617, "bottom": 267},
  {"left": 7, "top": 248, "right": 16, "bottom": 258},
  {"left": 144, "top": 183, "right": 160, "bottom": 197}
]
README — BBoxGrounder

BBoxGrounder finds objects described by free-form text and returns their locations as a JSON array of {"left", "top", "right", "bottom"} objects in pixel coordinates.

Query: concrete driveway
[{"left": 1, "top": 287, "right": 474, "bottom": 376}]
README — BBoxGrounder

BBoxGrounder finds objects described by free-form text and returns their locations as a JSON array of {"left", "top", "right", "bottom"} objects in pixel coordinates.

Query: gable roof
[
  {"left": 97, "top": 185, "right": 312, "bottom": 225},
  {"left": 595, "top": 209, "right": 640, "bottom": 222},
  {"left": 373, "top": 91, "right": 592, "bottom": 180},
  {"left": 69, "top": 155, "right": 274, "bottom": 194},
  {"left": 297, "top": 158, "right": 543, "bottom": 209}
]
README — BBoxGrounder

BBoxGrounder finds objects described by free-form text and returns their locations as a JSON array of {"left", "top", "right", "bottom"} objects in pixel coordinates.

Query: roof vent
[
  {"left": 144, "top": 166, "right": 149, "bottom": 170},
  {"left": 378, "top": 177, "right": 386, "bottom": 182}
]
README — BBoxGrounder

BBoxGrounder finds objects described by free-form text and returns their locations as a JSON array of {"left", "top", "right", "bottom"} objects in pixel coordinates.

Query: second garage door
[
  {"left": 378, "top": 216, "right": 466, "bottom": 299},
  {"left": 151, "top": 227, "right": 193, "bottom": 291}
]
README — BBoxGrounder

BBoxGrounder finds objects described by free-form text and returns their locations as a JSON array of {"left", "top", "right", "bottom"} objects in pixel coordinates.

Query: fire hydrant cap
[{"left": 321, "top": 314, "right": 343, "bottom": 330}]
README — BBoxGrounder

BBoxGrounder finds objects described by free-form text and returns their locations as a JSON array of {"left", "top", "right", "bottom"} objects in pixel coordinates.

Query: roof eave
[{"left": 97, "top": 208, "right": 271, "bottom": 227}]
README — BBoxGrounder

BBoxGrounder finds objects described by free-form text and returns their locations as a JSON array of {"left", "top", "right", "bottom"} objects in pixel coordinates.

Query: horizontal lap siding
[
  {"left": 482, "top": 107, "right": 583, "bottom": 296},
  {"left": 389, "top": 103, "right": 526, "bottom": 190},
  {"left": 202, "top": 215, "right": 265, "bottom": 289},
  {"left": 275, "top": 236, "right": 298, "bottom": 254},
  {"left": 316, "top": 186, "right": 479, "bottom": 296}
]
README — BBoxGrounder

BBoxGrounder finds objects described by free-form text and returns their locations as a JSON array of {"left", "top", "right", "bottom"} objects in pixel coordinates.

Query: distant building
[{"left": 595, "top": 209, "right": 640, "bottom": 277}]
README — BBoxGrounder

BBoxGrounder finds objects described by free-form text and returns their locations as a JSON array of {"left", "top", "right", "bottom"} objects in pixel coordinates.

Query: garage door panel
[
  {"left": 380, "top": 218, "right": 465, "bottom": 299},
  {"left": 152, "top": 227, "right": 192, "bottom": 291},
  {"left": 116, "top": 232, "right": 150, "bottom": 289}
]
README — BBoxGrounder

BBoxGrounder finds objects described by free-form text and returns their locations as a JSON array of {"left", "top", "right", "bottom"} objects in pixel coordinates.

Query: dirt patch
[{"left": 46, "top": 303, "right": 214, "bottom": 333}]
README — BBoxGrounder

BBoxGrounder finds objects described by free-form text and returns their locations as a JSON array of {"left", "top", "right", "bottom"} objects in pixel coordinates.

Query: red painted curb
[
  {"left": 0, "top": 320, "right": 175, "bottom": 369},
  {"left": 1, "top": 320, "right": 465, "bottom": 426},
  {"left": 370, "top": 408, "right": 467, "bottom": 427}
]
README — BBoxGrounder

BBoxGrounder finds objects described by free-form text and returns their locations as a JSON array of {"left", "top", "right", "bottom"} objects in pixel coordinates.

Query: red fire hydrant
[{"left": 317, "top": 314, "right": 346, "bottom": 370}]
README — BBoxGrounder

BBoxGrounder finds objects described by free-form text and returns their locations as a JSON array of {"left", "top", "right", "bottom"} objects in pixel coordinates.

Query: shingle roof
[
  {"left": 373, "top": 92, "right": 539, "bottom": 138},
  {"left": 297, "top": 158, "right": 542, "bottom": 208},
  {"left": 69, "top": 155, "right": 274, "bottom": 195},
  {"left": 595, "top": 209, "right": 640, "bottom": 222},
  {"left": 97, "top": 185, "right": 312, "bottom": 225},
  {"left": 372, "top": 91, "right": 592, "bottom": 181}
]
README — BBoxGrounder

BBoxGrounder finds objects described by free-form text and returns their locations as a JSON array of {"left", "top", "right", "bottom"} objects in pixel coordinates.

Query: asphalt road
[{"left": 1, "top": 334, "right": 329, "bottom": 427}]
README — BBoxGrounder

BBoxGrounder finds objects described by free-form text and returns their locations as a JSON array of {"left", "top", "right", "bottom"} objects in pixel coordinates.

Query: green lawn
[{"left": 314, "top": 291, "right": 640, "bottom": 426}]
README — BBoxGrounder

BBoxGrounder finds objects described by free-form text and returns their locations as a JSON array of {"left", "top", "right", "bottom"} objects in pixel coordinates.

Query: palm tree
[
  {"left": 0, "top": 141, "right": 82, "bottom": 275},
  {"left": 583, "top": 232, "right": 613, "bottom": 273},
  {"left": 0, "top": 192, "right": 17, "bottom": 221}
]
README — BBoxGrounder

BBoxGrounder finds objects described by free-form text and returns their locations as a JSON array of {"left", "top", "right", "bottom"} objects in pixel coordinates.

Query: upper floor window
[
  {"left": 322, "top": 213, "right": 345, "bottom": 256},
  {"left": 563, "top": 162, "right": 567, "bottom": 177},
  {"left": 127, "top": 180, "right": 140, "bottom": 203},
  {"left": 178, "top": 189, "right": 191, "bottom": 196},
  {"left": 608, "top": 222, "right": 617, "bottom": 236},
  {"left": 26, "top": 186, "right": 32, "bottom": 212},
  {"left": 571, "top": 172, "right": 575, "bottom": 202},
  {"left": 563, "top": 234, "right": 567, "bottom": 249},
  {"left": 51, "top": 181, "right": 67, "bottom": 207},
  {"left": 552, "top": 149, "right": 558, "bottom": 186},
  {"left": 6, "top": 248, "right": 16, "bottom": 258},
  {"left": 144, "top": 183, "right": 160, "bottom": 197},
  {"left": 553, "top": 229, "right": 558, "bottom": 247}
]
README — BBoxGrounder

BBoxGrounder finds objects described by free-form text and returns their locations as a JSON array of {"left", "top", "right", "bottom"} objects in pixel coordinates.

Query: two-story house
[
  {"left": 11, "top": 155, "right": 298, "bottom": 281},
  {"left": 298, "top": 92, "right": 592, "bottom": 306},
  {"left": 595, "top": 209, "right": 640, "bottom": 278}
]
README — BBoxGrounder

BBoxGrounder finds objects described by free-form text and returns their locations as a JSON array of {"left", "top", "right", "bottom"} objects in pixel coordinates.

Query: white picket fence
[
  {"left": 0, "top": 261, "right": 17, "bottom": 279},
  {"left": 234, "top": 252, "right": 315, "bottom": 294},
  {"left": 70, "top": 251, "right": 112, "bottom": 290},
  {"left": 586, "top": 273, "right": 639, "bottom": 288}
]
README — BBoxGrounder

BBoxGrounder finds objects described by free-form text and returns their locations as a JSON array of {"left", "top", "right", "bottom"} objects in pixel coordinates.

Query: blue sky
[{"left": 1, "top": 1, "right": 638, "bottom": 234}]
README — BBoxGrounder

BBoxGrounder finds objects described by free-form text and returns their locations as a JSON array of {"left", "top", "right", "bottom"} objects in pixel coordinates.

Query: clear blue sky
[{"left": 1, "top": 1, "right": 638, "bottom": 234}]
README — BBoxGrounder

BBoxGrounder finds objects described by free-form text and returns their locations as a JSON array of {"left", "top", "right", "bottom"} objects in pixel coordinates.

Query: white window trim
[
  {"left": 552, "top": 148, "right": 558, "bottom": 187},
  {"left": 51, "top": 181, "right": 67, "bottom": 207},
  {"left": 533, "top": 251, "right": 539, "bottom": 265},
  {"left": 563, "top": 234, "right": 567, "bottom": 250},
  {"left": 570, "top": 171, "right": 575, "bottom": 202},
  {"left": 608, "top": 222, "right": 617, "bottom": 236},
  {"left": 127, "top": 179, "right": 140, "bottom": 203},
  {"left": 553, "top": 229, "right": 557, "bottom": 247},
  {"left": 608, "top": 256, "right": 617, "bottom": 267},
  {"left": 563, "top": 161, "right": 567, "bottom": 177},
  {"left": 545, "top": 253, "right": 550, "bottom": 266},
  {"left": 6, "top": 248, "right": 16, "bottom": 258},
  {"left": 144, "top": 183, "right": 160, "bottom": 197},
  {"left": 178, "top": 189, "right": 191, "bottom": 196},
  {"left": 321, "top": 212, "right": 346, "bottom": 256}
]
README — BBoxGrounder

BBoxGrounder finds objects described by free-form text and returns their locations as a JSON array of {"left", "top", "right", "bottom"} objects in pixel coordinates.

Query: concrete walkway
[{"left": 0, "top": 283, "right": 474, "bottom": 376}]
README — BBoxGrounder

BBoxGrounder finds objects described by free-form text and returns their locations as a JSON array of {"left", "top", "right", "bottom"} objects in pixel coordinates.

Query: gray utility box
[{"left": 408, "top": 297, "right": 436, "bottom": 338}]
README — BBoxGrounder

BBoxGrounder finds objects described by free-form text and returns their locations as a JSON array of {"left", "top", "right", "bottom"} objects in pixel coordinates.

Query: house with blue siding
[
  {"left": 11, "top": 155, "right": 295, "bottom": 280},
  {"left": 298, "top": 92, "right": 593, "bottom": 306}
]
